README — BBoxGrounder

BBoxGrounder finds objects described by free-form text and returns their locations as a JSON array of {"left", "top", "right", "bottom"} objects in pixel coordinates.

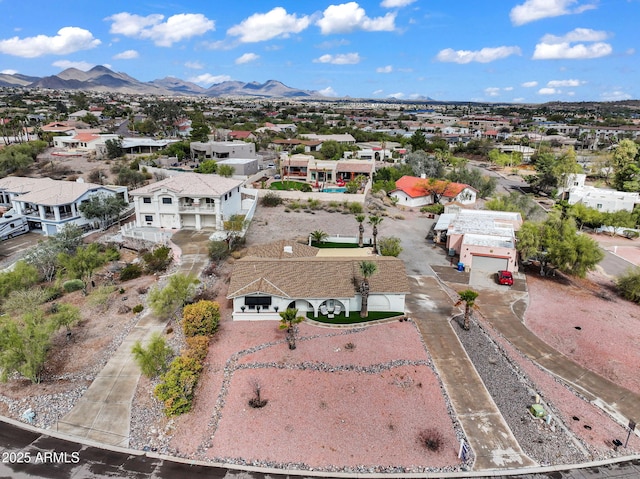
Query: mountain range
[{"left": 0, "top": 65, "right": 323, "bottom": 99}]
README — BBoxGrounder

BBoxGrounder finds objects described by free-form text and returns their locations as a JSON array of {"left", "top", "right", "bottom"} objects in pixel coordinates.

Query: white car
[{"left": 267, "top": 162, "right": 275, "bottom": 168}]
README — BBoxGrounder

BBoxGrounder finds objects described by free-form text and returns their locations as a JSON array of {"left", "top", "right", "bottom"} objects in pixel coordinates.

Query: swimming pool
[{"left": 323, "top": 187, "right": 346, "bottom": 193}]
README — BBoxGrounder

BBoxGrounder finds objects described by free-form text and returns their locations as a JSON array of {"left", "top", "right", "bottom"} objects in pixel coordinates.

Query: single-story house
[
  {"left": 560, "top": 174, "right": 640, "bottom": 213},
  {"left": 129, "top": 173, "right": 245, "bottom": 230},
  {"left": 53, "top": 132, "right": 118, "bottom": 151},
  {"left": 434, "top": 208, "right": 522, "bottom": 273},
  {"left": 390, "top": 176, "right": 477, "bottom": 208},
  {"left": 190, "top": 141, "right": 256, "bottom": 160},
  {"left": 0, "top": 177, "right": 129, "bottom": 236},
  {"left": 227, "top": 241, "right": 409, "bottom": 320}
]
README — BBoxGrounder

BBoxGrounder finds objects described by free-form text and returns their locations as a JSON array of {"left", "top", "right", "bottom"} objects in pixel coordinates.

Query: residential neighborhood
[{"left": 2, "top": 83, "right": 640, "bottom": 478}]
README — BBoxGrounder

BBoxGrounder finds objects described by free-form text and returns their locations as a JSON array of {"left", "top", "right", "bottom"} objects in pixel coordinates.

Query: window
[
  {"left": 143, "top": 197, "right": 151, "bottom": 204},
  {"left": 145, "top": 215, "right": 153, "bottom": 222},
  {"left": 162, "top": 197, "right": 172, "bottom": 204},
  {"left": 596, "top": 203, "right": 603, "bottom": 209},
  {"left": 244, "top": 296, "right": 272, "bottom": 309}
]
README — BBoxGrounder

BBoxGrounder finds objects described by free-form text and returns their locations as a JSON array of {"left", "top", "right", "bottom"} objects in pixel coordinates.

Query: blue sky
[{"left": 0, "top": 0, "right": 637, "bottom": 102}]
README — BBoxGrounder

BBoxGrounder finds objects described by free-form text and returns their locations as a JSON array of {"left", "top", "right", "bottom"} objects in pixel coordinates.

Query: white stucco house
[
  {"left": 561, "top": 174, "right": 640, "bottom": 213},
  {"left": 129, "top": 173, "right": 245, "bottom": 230},
  {"left": 390, "top": 176, "right": 477, "bottom": 208},
  {"left": 227, "top": 240, "right": 409, "bottom": 320},
  {"left": 0, "top": 176, "right": 129, "bottom": 236}
]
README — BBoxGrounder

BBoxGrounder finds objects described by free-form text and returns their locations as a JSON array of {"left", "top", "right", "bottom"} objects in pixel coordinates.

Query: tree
[
  {"left": 358, "top": 260, "right": 378, "bottom": 318},
  {"left": 104, "top": 139, "right": 124, "bottom": 159},
  {"left": 612, "top": 139, "right": 640, "bottom": 191},
  {"left": 368, "top": 215, "right": 383, "bottom": 253},
  {"left": 278, "top": 308, "right": 304, "bottom": 349},
  {"left": 355, "top": 214, "right": 366, "bottom": 247},
  {"left": 408, "top": 129, "right": 428, "bottom": 152},
  {"left": 217, "top": 164, "right": 235, "bottom": 177},
  {"left": 455, "top": 289, "right": 478, "bottom": 331},
  {"left": 194, "top": 159, "right": 217, "bottom": 174},
  {"left": 405, "top": 151, "right": 445, "bottom": 179},
  {"left": 79, "top": 194, "right": 128, "bottom": 228},
  {"left": 0, "top": 261, "right": 39, "bottom": 299},
  {"left": 132, "top": 333, "right": 173, "bottom": 378},
  {"left": 57, "top": 243, "right": 109, "bottom": 293},
  {"left": 310, "top": 230, "right": 328, "bottom": 245},
  {"left": 148, "top": 273, "right": 198, "bottom": 320},
  {"left": 378, "top": 236, "right": 403, "bottom": 257},
  {"left": 189, "top": 122, "right": 210, "bottom": 143}
]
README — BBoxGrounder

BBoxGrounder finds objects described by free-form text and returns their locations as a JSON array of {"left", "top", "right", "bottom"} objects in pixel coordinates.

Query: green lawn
[
  {"left": 270, "top": 181, "right": 311, "bottom": 192},
  {"left": 311, "top": 241, "right": 359, "bottom": 248},
  {"left": 308, "top": 311, "right": 405, "bottom": 324}
]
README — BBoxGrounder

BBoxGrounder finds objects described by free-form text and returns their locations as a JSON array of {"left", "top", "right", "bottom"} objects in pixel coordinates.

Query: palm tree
[
  {"left": 278, "top": 307, "right": 304, "bottom": 349},
  {"left": 355, "top": 214, "right": 366, "bottom": 247},
  {"left": 358, "top": 260, "right": 378, "bottom": 318},
  {"left": 455, "top": 289, "right": 479, "bottom": 331},
  {"left": 368, "top": 215, "right": 383, "bottom": 253},
  {"left": 310, "top": 229, "right": 328, "bottom": 245}
]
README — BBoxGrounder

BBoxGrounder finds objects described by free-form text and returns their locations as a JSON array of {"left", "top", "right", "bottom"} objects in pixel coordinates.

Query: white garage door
[{"left": 472, "top": 255, "right": 509, "bottom": 272}]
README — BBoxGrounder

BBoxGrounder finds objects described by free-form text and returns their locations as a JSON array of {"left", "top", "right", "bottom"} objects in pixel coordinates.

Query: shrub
[
  {"left": 378, "top": 236, "right": 403, "bottom": 257},
  {"left": 155, "top": 356, "right": 203, "bottom": 416},
  {"left": 88, "top": 285, "right": 117, "bottom": 312},
  {"left": 120, "top": 263, "right": 143, "bottom": 281},
  {"left": 63, "top": 279, "right": 85, "bottom": 293},
  {"left": 208, "top": 240, "right": 229, "bottom": 261},
  {"left": 132, "top": 332, "right": 173, "bottom": 378},
  {"left": 420, "top": 203, "right": 445, "bottom": 215},
  {"left": 617, "top": 268, "right": 640, "bottom": 303},
  {"left": 182, "top": 300, "right": 220, "bottom": 337},
  {"left": 418, "top": 428, "right": 444, "bottom": 452},
  {"left": 183, "top": 335, "right": 210, "bottom": 362},
  {"left": 261, "top": 191, "right": 283, "bottom": 207},
  {"left": 348, "top": 202, "right": 363, "bottom": 214},
  {"left": 142, "top": 245, "right": 173, "bottom": 273},
  {"left": 132, "top": 304, "right": 144, "bottom": 314}
]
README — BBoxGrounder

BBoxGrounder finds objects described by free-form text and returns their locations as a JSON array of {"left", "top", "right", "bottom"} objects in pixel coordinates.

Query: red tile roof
[
  {"left": 394, "top": 176, "right": 474, "bottom": 198},
  {"left": 229, "top": 130, "right": 253, "bottom": 139}
]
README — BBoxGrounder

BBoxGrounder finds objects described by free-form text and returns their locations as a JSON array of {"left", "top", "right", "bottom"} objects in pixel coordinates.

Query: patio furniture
[
  {"left": 320, "top": 305, "right": 328, "bottom": 315},
  {"left": 334, "top": 304, "right": 342, "bottom": 315}
]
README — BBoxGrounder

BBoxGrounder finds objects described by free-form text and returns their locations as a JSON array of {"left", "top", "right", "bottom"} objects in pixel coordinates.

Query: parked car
[
  {"left": 497, "top": 270, "right": 514, "bottom": 286},
  {"left": 267, "top": 162, "right": 275, "bottom": 168},
  {"left": 274, "top": 174, "right": 281, "bottom": 179}
]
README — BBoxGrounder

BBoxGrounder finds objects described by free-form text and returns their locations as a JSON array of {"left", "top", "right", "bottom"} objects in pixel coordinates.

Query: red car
[{"left": 497, "top": 270, "right": 514, "bottom": 286}]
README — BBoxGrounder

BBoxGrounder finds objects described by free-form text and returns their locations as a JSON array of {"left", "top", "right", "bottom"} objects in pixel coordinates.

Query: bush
[
  {"left": 120, "top": 263, "right": 143, "bottom": 281},
  {"left": 420, "top": 203, "right": 445, "bottom": 215},
  {"left": 63, "top": 279, "right": 85, "bottom": 293},
  {"left": 261, "top": 191, "right": 283, "bottom": 207},
  {"left": 88, "top": 285, "right": 117, "bottom": 312},
  {"left": 617, "top": 268, "right": 640, "bottom": 303},
  {"left": 132, "top": 304, "right": 144, "bottom": 314},
  {"left": 155, "top": 356, "right": 203, "bottom": 416},
  {"left": 142, "top": 245, "right": 173, "bottom": 273},
  {"left": 132, "top": 332, "right": 173, "bottom": 378},
  {"left": 348, "top": 202, "right": 363, "bottom": 214},
  {"left": 183, "top": 335, "right": 210, "bottom": 362},
  {"left": 208, "top": 240, "right": 229, "bottom": 261},
  {"left": 418, "top": 428, "right": 444, "bottom": 452},
  {"left": 182, "top": 300, "right": 220, "bottom": 337},
  {"left": 378, "top": 236, "right": 403, "bottom": 257}
]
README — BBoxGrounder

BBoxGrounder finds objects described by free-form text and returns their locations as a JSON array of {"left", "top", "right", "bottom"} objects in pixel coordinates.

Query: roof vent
[{"left": 283, "top": 245, "right": 293, "bottom": 254}]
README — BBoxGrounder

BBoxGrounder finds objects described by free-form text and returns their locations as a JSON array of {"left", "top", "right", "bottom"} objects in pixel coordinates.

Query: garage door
[{"left": 472, "top": 255, "right": 509, "bottom": 272}]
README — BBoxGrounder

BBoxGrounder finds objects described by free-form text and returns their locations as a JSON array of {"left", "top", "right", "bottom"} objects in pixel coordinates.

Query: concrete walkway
[
  {"left": 55, "top": 230, "right": 212, "bottom": 447},
  {"left": 406, "top": 275, "right": 536, "bottom": 470}
]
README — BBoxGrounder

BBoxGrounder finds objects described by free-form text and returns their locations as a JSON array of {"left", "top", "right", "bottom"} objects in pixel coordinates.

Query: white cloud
[
  {"left": 316, "top": 39, "right": 350, "bottom": 49},
  {"left": 0, "top": 27, "right": 100, "bottom": 58},
  {"left": 52, "top": 60, "right": 96, "bottom": 70},
  {"left": 376, "top": 65, "right": 393, "bottom": 73},
  {"left": 522, "top": 81, "right": 538, "bottom": 87},
  {"left": 436, "top": 46, "right": 521, "bottom": 64},
  {"left": 227, "top": 7, "right": 310, "bottom": 43},
  {"left": 504, "top": 86, "right": 514, "bottom": 91},
  {"left": 533, "top": 41, "right": 611, "bottom": 59},
  {"left": 510, "top": 0, "right": 597, "bottom": 26},
  {"left": 185, "top": 61, "right": 204, "bottom": 69},
  {"left": 373, "top": 89, "right": 384, "bottom": 95},
  {"left": 113, "top": 49, "right": 138, "bottom": 60},
  {"left": 547, "top": 79, "right": 584, "bottom": 87},
  {"left": 313, "top": 52, "right": 361, "bottom": 64},
  {"left": 319, "top": 86, "right": 338, "bottom": 96},
  {"left": 388, "top": 92, "right": 405, "bottom": 99},
  {"left": 541, "top": 28, "right": 608, "bottom": 44},
  {"left": 1, "top": 69, "right": 18, "bottom": 75},
  {"left": 601, "top": 90, "right": 632, "bottom": 101},
  {"left": 485, "top": 87, "right": 501, "bottom": 97},
  {"left": 380, "top": 0, "right": 416, "bottom": 7},
  {"left": 188, "top": 73, "right": 232, "bottom": 86},
  {"left": 107, "top": 12, "right": 214, "bottom": 47},
  {"left": 235, "top": 53, "right": 259, "bottom": 64},
  {"left": 317, "top": 2, "right": 396, "bottom": 34},
  {"left": 538, "top": 87, "right": 559, "bottom": 95}
]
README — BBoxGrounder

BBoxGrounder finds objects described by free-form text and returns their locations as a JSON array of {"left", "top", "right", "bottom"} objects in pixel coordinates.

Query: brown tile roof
[
  {"left": 245, "top": 240, "right": 319, "bottom": 259},
  {"left": 336, "top": 162, "right": 374, "bottom": 173},
  {"left": 227, "top": 256, "right": 409, "bottom": 299}
]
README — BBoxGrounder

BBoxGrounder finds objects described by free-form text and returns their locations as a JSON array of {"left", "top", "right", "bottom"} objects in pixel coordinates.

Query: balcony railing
[{"left": 178, "top": 203, "right": 216, "bottom": 212}]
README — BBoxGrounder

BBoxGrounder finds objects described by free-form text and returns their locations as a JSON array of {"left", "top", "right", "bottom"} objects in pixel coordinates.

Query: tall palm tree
[
  {"left": 310, "top": 229, "right": 328, "bottom": 245},
  {"left": 355, "top": 214, "right": 366, "bottom": 247},
  {"left": 358, "top": 260, "right": 378, "bottom": 318},
  {"left": 455, "top": 289, "right": 479, "bottom": 331},
  {"left": 278, "top": 307, "right": 304, "bottom": 349},
  {"left": 368, "top": 215, "right": 383, "bottom": 253}
]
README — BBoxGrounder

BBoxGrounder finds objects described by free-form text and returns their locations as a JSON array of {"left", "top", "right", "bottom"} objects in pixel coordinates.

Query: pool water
[{"left": 323, "top": 187, "right": 346, "bottom": 193}]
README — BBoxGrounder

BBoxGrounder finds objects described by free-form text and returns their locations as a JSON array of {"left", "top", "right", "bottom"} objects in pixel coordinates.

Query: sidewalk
[{"left": 406, "top": 275, "right": 536, "bottom": 470}]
